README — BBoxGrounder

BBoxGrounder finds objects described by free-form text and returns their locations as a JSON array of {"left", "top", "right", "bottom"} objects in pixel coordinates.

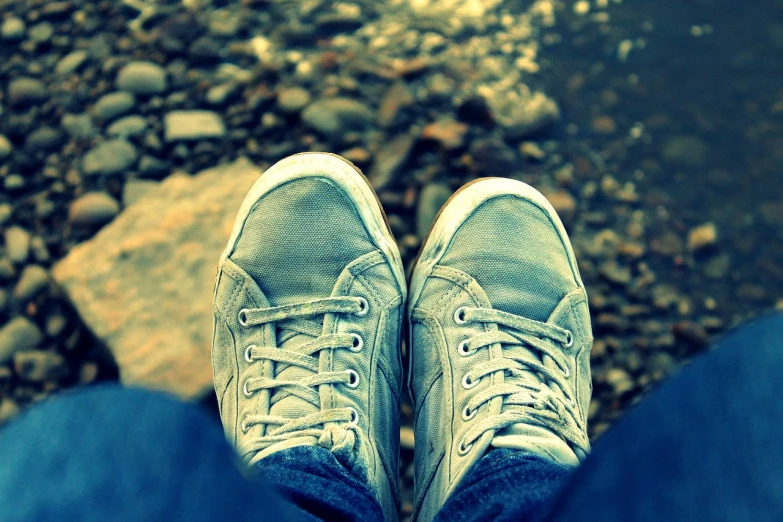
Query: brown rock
[
  {"left": 53, "top": 159, "right": 262, "bottom": 399},
  {"left": 545, "top": 190, "right": 577, "bottom": 223},
  {"left": 687, "top": 222, "right": 718, "bottom": 251},
  {"left": 421, "top": 119, "right": 468, "bottom": 150}
]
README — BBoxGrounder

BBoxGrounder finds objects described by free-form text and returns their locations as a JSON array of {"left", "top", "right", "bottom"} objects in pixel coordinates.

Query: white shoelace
[
  {"left": 452, "top": 306, "right": 590, "bottom": 455},
  {"left": 235, "top": 296, "right": 368, "bottom": 463}
]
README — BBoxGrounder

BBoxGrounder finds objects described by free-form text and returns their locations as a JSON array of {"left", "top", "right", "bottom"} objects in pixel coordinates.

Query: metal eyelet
[
  {"left": 349, "top": 333, "right": 364, "bottom": 352},
  {"left": 564, "top": 330, "right": 574, "bottom": 348},
  {"left": 346, "top": 407, "right": 359, "bottom": 424},
  {"left": 355, "top": 297, "right": 369, "bottom": 317},
  {"left": 243, "top": 380, "right": 253, "bottom": 397},
  {"left": 244, "top": 345, "right": 256, "bottom": 363},
  {"left": 241, "top": 417, "right": 250, "bottom": 433},
  {"left": 238, "top": 309, "right": 250, "bottom": 327},
  {"left": 454, "top": 307, "right": 468, "bottom": 325},
  {"left": 457, "top": 339, "right": 474, "bottom": 356},
  {"left": 461, "top": 373, "right": 480, "bottom": 390},
  {"left": 457, "top": 439, "right": 473, "bottom": 456},
  {"left": 462, "top": 406, "right": 477, "bottom": 421},
  {"left": 345, "top": 369, "right": 360, "bottom": 389}
]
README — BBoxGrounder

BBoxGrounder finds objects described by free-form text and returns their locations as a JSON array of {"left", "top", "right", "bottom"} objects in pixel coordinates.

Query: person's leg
[
  {"left": 0, "top": 385, "right": 304, "bottom": 522},
  {"left": 211, "top": 152, "right": 407, "bottom": 522},
  {"left": 435, "top": 312, "right": 783, "bottom": 522}
]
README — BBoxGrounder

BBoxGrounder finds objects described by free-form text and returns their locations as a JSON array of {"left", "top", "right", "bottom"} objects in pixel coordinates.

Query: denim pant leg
[
  {"left": 436, "top": 312, "right": 783, "bottom": 522},
  {"left": 0, "top": 385, "right": 378, "bottom": 522}
]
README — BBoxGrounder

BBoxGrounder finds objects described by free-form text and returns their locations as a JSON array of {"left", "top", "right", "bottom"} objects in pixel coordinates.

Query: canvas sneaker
[
  {"left": 211, "top": 152, "right": 407, "bottom": 522},
  {"left": 407, "top": 178, "right": 593, "bottom": 522}
]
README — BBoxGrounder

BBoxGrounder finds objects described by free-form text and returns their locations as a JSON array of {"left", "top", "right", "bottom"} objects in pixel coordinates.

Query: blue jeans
[{"left": 1, "top": 313, "right": 781, "bottom": 521}]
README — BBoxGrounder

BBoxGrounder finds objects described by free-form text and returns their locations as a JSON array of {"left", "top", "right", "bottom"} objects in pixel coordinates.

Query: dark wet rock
[
  {"left": 138, "top": 156, "right": 171, "bottom": 179},
  {"left": 68, "top": 192, "right": 121, "bottom": 227},
  {"left": 421, "top": 119, "right": 469, "bottom": 150},
  {"left": 377, "top": 82, "right": 414, "bottom": 128},
  {"left": 456, "top": 97, "right": 494, "bottom": 126},
  {"left": 55, "top": 50, "right": 89, "bottom": 76},
  {"left": 92, "top": 92, "right": 136, "bottom": 122},
  {"left": 13, "top": 265, "right": 49, "bottom": 302},
  {"left": 416, "top": 183, "right": 452, "bottom": 239},
  {"left": 106, "top": 115, "right": 147, "bottom": 138},
  {"left": 277, "top": 87, "right": 312, "bottom": 114},
  {"left": 301, "top": 98, "right": 373, "bottom": 140},
  {"left": 4, "top": 227, "right": 30, "bottom": 264},
  {"left": 164, "top": 111, "right": 226, "bottom": 141},
  {"left": 53, "top": 159, "right": 262, "bottom": 399},
  {"left": 0, "top": 135, "right": 12, "bottom": 159},
  {"left": 7, "top": 77, "right": 48, "bottom": 108},
  {"left": 368, "top": 133, "right": 415, "bottom": 190},
  {"left": 1, "top": 17, "right": 26, "bottom": 41},
  {"left": 25, "top": 126, "right": 63, "bottom": 153},
  {"left": 315, "top": 13, "right": 363, "bottom": 36},
  {"left": 14, "top": 350, "right": 69, "bottom": 382},
  {"left": 82, "top": 139, "right": 138, "bottom": 176},
  {"left": 62, "top": 113, "right": 96, "bottom": 139},
  {"left": 0, "top": 317, "right": 44, "bottom": 363},
  {"left": 469, "top": 138, "right": 518, "bottom": 175},
  {"left": 189, "top": 37, "right": 222, "bottom": 63},
  {"left": 116, "top": 61, "right": 167, "bottom": 95},
  {"left": 122, "top": 179, "right": 159, "bottom": 206}
]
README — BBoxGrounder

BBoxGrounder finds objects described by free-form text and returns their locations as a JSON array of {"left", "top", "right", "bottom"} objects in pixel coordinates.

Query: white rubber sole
[
  {"left": 407, "top": 176, "right": 585, "bottom": 356},
  {"left": 215, "top": 152, "right": 407, "bottom": 301}
]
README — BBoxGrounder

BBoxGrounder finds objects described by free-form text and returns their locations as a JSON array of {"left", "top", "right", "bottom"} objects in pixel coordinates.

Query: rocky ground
[{"left": 0, "top": 0, "right": 781, "bottom": 519}]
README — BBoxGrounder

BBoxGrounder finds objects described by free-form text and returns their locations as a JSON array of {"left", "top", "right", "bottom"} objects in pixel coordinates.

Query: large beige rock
[{"left": 54, "top": 159, "right": 262, "bottom": 399}]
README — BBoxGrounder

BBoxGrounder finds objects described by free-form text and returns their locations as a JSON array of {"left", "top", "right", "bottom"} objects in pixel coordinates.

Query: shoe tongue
[{"left": 268, "top": 328, "right": 322, "bottom": 422}]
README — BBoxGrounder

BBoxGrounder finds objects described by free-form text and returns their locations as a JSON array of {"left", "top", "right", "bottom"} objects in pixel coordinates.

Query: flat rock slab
[{"left": 53, "top": 159, "right": 261, "bottom": 399}]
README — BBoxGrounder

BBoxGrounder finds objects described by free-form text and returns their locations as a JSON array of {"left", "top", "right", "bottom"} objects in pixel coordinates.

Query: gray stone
[
  {"left": 123, "top": 179, "right": 159, "bottom": 206},
  {"left": 116, "top": 61, "right": 167, "bottom": 95},
  {"left": 0, "top": 317, "right": 44, "bottom": 363},
  {"left": 53, "top": 159, "right": 262, "bottom": 399},
  {"left": 0, "top": 135, "right": 12, "bottom": 159},
  {"left": 93, "top": 92, "right": 136, "bottom": 122},
  {"left": 55, "top": 50, "right": 89, "bottom": 76},
  {"left": 416, "top": 183, "right": 452, "bottom": 239},
  {"left": 82, "top": 139, "right": 138, "bottom": 176},
  {"left": 4, "top": 227, "right": 31, "bottom": 264},
  {"left": 106, "top": 115, "right": 147, "bottom": 138},
  {"left": 164, "top": 111, "right": 226, "bottom": 142},
  {"left": 28, "top": 22, "right": 53, "bottom": 42},
  {"left": 7, "top": 77, "right": 48, "bottom": 107},
  {"left": 489, "top": 91, "right": 560, "bottom": 139},
  {"left": 62, "top": 113, "right": 96, "bottom": 139},
  {"left": 1, "top": 17, "right": 26, "bottom": 41},
  {"left": 13, "top": 350, "right": 68, "bottom": 382},
  {"left": 25, "top": 126, "right": 63, "bottom": 152},
  {"left": 277, "top": 87, "right": 312, "bottom": 114},
  {"left": 68, "top": 192, "right": 120, "bottom": 227},
  {"left": 301, "top": 98, "right": 373, "bottom": 139},
  {"left": 13, "top": 265, "right": 49, "bottom": 302}
]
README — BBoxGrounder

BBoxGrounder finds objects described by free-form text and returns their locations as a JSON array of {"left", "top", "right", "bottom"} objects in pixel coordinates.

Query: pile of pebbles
[{"left": 0, "top": 0, "right": 776, "bottom": 517}]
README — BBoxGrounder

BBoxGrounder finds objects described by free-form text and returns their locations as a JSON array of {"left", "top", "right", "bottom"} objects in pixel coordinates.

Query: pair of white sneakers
[{"left": 211, "top": 153, "right": 592, "bottom": 522}]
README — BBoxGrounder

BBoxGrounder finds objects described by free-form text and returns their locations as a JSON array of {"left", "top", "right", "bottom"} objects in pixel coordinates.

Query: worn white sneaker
[
  {"left": 211, "top": 152, "right": 407, "bottom": 522},
  {"left": 407, "top": 178, "right": 593, "bottom": 522}
]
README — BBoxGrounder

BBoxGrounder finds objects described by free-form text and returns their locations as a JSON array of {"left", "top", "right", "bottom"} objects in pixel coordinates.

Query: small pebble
[
  {"left": 93, "top": 92, "right": 136, "bottom": 122},
  {"left": 277, "top": 87, "right": 312, "bottom": 114},
  {"left": 7, "top": 77, "right": 48, "bottom": 107},
  {"left": 116, "top": 61, "right": 168, "bottom": 95},
  {"left": 4, "top": 226, "right": 31, "bottom": 264},
  {"left": 545, "top": 190, "right": 577, "bottom": 223},
  {"left": 13, "top": 265, "right": 50, "bottom": 302},
  {"left": 62, "top": 113, "right": 97, "bottom": 139},
  {"left": 164, "top": 111, "right": 226, "bottom": 142},
  {"left": 106, "top": 115, "right": 147, "bottom": 138},
  {"left": 400, "top": 426, "right": 415, "bottom": 450},
  {"left": 687, "top": 222, "right": 718, "bottom": 251},
  {"left": 55, "top": 50, "right": 89, "bottom": 76},
  {"left": 28, "top": 22, "right": 54, "bottom": 43},
  {"left": 0, "top": 135, "right": 12, "bottom": 159},
  {"left": 68, "top": 192, "right": 121, "bottom": 227},
  {"left": 82, "top": 139, "right": 138, "bottom": 176},
  {"left": 1, "top": 17, "right": 26, "bottom": 41},
  {"left": 0, "top": 399, "right": 19, "bottom": 426},
  {"left": 0, "top": 317, "right": 44, "bottom": 363}
]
